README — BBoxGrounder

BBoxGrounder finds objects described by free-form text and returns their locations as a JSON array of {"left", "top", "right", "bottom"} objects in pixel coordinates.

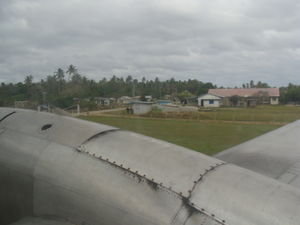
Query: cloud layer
[{"left": 0, "top": 0, "right": 299, "bottom": 86}]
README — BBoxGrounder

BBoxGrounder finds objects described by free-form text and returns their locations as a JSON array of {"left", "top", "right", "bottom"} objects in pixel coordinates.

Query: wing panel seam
[{"left": 0, "top": 111, "right": 16, "bottom": 123}]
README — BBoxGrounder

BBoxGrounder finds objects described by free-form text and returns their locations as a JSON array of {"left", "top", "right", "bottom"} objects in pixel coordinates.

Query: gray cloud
[{"left": 0, "top": 0, "right": 299, "bottom": 86}]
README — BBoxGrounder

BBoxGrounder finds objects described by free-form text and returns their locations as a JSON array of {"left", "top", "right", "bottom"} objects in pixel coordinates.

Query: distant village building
[
  {"left": 95, "top": 97, "right": 115, "bottom": 106},
  {"left": 118, "top": 96, "right": 132, "bottom": 105},
  {"left": 197, "top": 94, "right": 221, "bottom": 108},
  {"left": 145, "top": 96, "right": 153, "bottom": 102},
  {"left": 131, "top": 101, "right": 153, "bottom": 115},
  {"left": 204, "top": 88, "right": 280, "bottom": 107}
]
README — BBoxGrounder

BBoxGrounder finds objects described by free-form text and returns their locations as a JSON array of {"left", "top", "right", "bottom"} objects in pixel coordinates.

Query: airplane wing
[
  {"left": 216, "top": 120, "right": 300, "bottom": 188},
  {"left": 11, "top": 217, "right": 74, "bottom": 225},
  {"left": 2, "top": 108, "right": 300, "bottom": 225}
]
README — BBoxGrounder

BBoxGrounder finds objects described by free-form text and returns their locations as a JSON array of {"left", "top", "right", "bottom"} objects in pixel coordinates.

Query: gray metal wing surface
[
  {"left": 1, "top": 108, "right": 300, "bottom": 225},
  {"left": 11, "top": 217, "right": 74, "bottom": 225},
  {"left": 216, "top": 120, "right": 300, "bottom": 188}
]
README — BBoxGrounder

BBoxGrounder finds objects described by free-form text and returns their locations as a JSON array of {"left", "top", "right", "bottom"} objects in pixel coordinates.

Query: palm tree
[
  {"left": 66, "top": 65, "right": 77, "bottom": 81},
  {"left": 55, "top": 68, "right": 65, "bottom": 92},
  {"left": 55, "top": 68, "right": 65, "bottom": 80},
  {"left": 24, "top": 75, "right": 33, "bottom": 86}
]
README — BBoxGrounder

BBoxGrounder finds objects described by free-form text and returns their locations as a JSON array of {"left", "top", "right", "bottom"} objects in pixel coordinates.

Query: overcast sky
[{"left": 0, "top": 0, "right": 299, "bottom": 86}]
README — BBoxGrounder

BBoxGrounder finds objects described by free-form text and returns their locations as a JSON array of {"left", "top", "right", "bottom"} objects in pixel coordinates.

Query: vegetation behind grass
[
  {"left": 136, "top": 105, "right": 300, "bottom": 123},
  {"left": 80, "top": 115, "right": 280, "bottom": 155}
]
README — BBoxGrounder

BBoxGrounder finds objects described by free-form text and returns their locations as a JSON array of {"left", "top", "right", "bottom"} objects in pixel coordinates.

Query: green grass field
[
  {"left": 143, "top": 105, "right": 300, "bottom": 123},
  {"left": 196, "top": 105, "right": 300, "bottom": 122},
  {"left": 105, "top": 105, "right": 300, "bottom": 123},
  {"left": 79, "top": 115, "right": 280, "bottom": 155}
]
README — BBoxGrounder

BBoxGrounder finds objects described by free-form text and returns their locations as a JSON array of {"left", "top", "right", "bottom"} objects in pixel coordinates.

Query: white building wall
[
  {"left": 198, "top": 94, "right": 221, "bottom": 108},
  {"left": 202, "top": 100, "right": 220, "bottom": 107},
  {"left": 270, "top": 97, "right": 279, "bottom": 105},
  {"left": 132, "top": 104, "right": 153, "bottom": 115}
]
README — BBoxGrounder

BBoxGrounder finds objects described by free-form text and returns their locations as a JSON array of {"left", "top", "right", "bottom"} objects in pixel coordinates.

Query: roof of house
[
  {"left": 119, "top": 96, "right": 132, "bottom": 99},
  {"left": 208, "top": 88, "right": 280, "bottom": 97},
  {"left": 130, "top": 101, "right": 154, "bottom": 105},
  {"left": 198, "top": 93, "right": 222, "bottom": 99}
]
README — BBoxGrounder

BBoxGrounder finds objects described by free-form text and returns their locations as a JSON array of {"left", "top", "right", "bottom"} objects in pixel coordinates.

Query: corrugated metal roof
[{"left": 208, "top": 88, "right": 280, "bottom": 97}]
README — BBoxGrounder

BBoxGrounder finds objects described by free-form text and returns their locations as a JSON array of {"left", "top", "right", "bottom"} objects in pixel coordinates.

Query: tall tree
[
  {"left": 66, "top": 65, "right": 77, "bottom": 81},
  {"left": 24, "top": 75, "right": 33, "bottom": 86},
  {"left": 55, "top": 68, "right": 65, "bottom": 92}
]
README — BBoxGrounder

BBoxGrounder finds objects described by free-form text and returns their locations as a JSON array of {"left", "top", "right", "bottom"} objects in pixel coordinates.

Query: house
[
  {"left": 198, "top": 94, "right": 222, "bottom": 107},
  {"left": 95, "top": 97, "right": 115, "bottom": 106},
  {"left": 130, "top": 101, "right": 153, "bottom": 115},
  {"left": 145, "top": 96, "right": 153, "bottom": 102},
  {"left": 208, "top": 88, "right": 280, "bottom": 106},
  {"left": 117, "top": 96, "right": 133, "bottom": 105}
]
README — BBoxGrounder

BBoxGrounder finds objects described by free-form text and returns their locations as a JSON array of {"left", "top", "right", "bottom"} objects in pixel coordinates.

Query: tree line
[
  {"left": 0, "top": 65, "right": 299, "bottom": 108},
  {"left": 0, "top": 65, "right": 215, "bottom": 108},
  {"left": 280, "top": 84, "right": 300, "bottom": 104}
]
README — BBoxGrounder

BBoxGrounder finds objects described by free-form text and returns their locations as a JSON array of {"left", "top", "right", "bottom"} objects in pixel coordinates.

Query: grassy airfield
[{"left": 80, "top": 113, "right": 280, "bottom": 155}]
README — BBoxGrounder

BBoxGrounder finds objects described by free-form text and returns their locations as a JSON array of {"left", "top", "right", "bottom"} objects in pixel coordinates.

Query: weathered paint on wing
[{"left": 1, "top": 108, "right": 300, "bottom": 225}]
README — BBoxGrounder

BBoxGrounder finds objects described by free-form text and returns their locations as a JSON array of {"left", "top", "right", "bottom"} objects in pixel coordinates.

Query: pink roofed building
[
  {"left": 198, "top": 88, "right": 280, "bottom": 107},
  {"left": 208, "top": 88, "right": 279, "bottom": 98}
]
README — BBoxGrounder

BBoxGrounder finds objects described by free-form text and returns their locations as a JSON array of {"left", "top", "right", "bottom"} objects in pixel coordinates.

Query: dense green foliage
[
  {"left": 141, "top": 105, "right": 300, "bottom": 123},
  {"left": 0, "top": 65, "right": 215, "bottom": 108},
  {"left": 241, "top": 80, "right": 270, "bottom": 88},
  {"left": 280, "top": 83, "right": 300, "bottom": 104},
  {"left": 1, "top": 65, "right": 300, "bottom": 108}
]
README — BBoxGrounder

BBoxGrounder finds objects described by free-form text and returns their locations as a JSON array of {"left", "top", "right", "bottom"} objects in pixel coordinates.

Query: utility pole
[
  {"left": 77, "top": 104, "right": 80, "bottom": 115},
  {"left": 132, "top": 83, "right": 136, "bottom": 97},
  {"left": 42, "top": 91, "right": 49, "bottom": 112},
  {"left": 42, "top": 92, "right": 47, "bottom": 104},
  {"left": 73, "top": 98, "right": 80, "bottom": 115}
]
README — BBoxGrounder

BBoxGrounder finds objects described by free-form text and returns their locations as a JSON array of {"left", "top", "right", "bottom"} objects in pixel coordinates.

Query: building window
[{"left": 209, "top": 100, "right": 214, "bottom": 104}]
